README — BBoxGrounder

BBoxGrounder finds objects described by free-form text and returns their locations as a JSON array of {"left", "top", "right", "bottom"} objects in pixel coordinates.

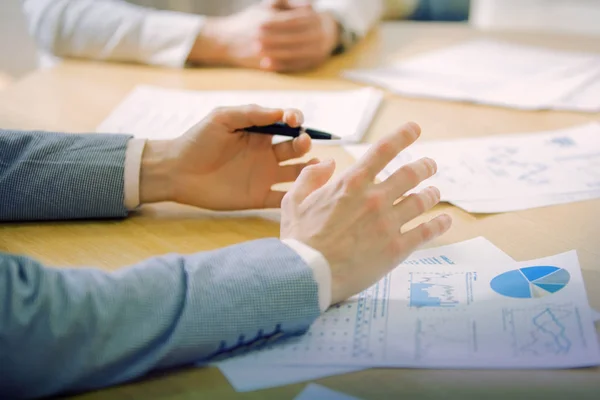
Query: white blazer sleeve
[{"left": 21, "top": 0, "right": 205, "bottom": 68}]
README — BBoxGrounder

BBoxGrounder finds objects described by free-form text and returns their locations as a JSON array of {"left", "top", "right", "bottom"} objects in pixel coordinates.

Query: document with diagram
[{"left": 220, "top": 250, "right": 600, "bottom": 369}]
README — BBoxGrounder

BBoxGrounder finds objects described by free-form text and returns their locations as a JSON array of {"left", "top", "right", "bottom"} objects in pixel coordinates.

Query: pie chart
[{"left": 490, "top": 266, "right": 570, "bottom": 299}]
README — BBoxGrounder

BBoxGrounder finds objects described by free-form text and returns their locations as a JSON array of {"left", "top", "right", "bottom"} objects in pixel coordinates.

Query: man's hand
[
  {"left": 280, "top": 122, "right": 452, "bottom": 305},
  {"left": 139, "top": 105, "right": 316, "bottom": 210},
  {"left": 188, "top": 0, "right": 341, "bottom": 72}
]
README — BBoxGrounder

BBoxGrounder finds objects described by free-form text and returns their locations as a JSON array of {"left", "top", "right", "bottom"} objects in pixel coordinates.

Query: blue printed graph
[
  {"left": 491, "top": 266, "right": 570, "bottom": 299},
  {"left": 504, "top": 304, "right": 581, "bottom": 356},
  {"left": 409, "top": 272, "right": 475, "bottom": 308}
]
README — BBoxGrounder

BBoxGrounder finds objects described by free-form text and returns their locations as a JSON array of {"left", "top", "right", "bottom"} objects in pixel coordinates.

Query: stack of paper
[
  {"left": 343, "top": 39, "right": 600, "bottom": 112},
  {"left": 345, "top": 122, "right": 600, "bottom": 213},
  {"left": 97, "top": 85, "right": 383, "bottom": 143},
  {"left": 216, "top": 237, "right": 600, "bottom": 392}
]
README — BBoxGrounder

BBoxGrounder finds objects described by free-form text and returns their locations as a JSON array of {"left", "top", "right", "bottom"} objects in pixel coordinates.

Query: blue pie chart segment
[{"left": 490, "top": 266, "right": 569, "bottom": 299}]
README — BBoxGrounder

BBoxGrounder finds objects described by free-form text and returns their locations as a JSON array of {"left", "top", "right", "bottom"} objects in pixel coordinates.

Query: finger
[
  {"left": 282, "top": 108, "right": 304, "bottom": 127},
  {"left": 209, "top": 104, "right": 284, "bottom": 131},
  {"left": 351, "top": 122, "right": 421, "bottom": 185},
  {"left": 260, "top": 29, "right": 321, "bottom": 48},
  {"left": 273, "top": 132, "right": 312, "bottom": 162},
  {"left": 380, "top": 157, "right": 437, "bottom": 203},
  {"left": 287, "top": 159, "right": 336, "bottom": 204},
  {"left": 261, "top": 40, "right": 323, "bottom": 61},
  {"left": 393, "top": 186, "right": 441, "bottom": 226},
  {"left": 261, "top": 10, "right": 318, "bottom": 32},
  {"left": 267, "top": 57, "right": 324, "bottom": 72},
  {"left": 275, "top": 158, "right": 320, "bottom": 183},
  {"left": 400, "top": 214, "right": 452, "bottom": 253}
]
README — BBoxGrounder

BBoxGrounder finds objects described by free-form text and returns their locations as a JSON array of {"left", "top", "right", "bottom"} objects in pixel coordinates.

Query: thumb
[{"left": 289, "top": 159, "right": 336, "bottom": 204}]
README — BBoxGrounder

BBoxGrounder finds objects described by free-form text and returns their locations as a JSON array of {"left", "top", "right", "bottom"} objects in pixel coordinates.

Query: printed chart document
[
  {"left": 294, "top": 384, "right": 361, "bottom": 400},
  {"left": 345, "top": 122, "right": 600, "bottom": 213},
  {"left": 217, "top": 237, "right": 517, "bottom": 391},
  {"left": 221, "top": 251, "right": 600, "bottom": 369},
  {"left": 343, "top": 39, "right": 600, "bottom": 112},
  {"left": 97, "top": 85, "right": 383, "bottom": 143}
]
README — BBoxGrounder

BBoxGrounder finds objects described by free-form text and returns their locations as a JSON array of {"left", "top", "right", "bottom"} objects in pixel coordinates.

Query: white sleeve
[
  {"left": 314, "top": 0, "right": 384, "bottom": 41},
  {"left": 281, "top": 239, "right": 332, "bottom": 313},
  {"left": 21, "top": 0, "right": 205, "bottom": 68}
]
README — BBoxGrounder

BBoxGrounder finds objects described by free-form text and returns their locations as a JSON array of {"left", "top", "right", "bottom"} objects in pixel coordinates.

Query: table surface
[{"left": 1, "top": 22, "right": 599, "bottom": 400}]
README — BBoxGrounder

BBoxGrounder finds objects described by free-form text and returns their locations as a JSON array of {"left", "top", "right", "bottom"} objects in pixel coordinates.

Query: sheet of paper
[
  {"left": 295, "top": 384, "right": 361, "bottom": 400},
  {"left": 450, "top": 190, "right": 600, "bottom": 214},
  {"left": 344, "top": 122, "right": 600, "bottom": 205},
  {"left": 96, "top": 85, "right": 383, "bottom": 143},
  {"left": 222, "top": 251, "right": 600, "bottom": 369},
  {"left": 343, "top": 39, "right": 600, "bottom": 112},
  {"left": 217, "top": 237, "right": 518, "bottom": 389}
]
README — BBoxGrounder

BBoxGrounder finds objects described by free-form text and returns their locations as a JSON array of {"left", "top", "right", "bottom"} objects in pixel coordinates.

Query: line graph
[
  {"left": 414, "top": 316, "right": 477, "bottom": 360},
  {"left": 504, "top": 304, "right": 586, "bottom": 357},
  {"left": 409, "top": 272, "right": 475, "bottom": 308},
  {"left": 486, "top": 146, "right": 551, "bottom": 185}
]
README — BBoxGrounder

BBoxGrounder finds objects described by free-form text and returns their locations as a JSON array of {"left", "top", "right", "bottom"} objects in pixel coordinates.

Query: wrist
[
  {"left": 187, "top": 17, "right": 231, "bottom": 65},
  {"left": 139, "top": 140, "right": 176, "bottom": 204}
]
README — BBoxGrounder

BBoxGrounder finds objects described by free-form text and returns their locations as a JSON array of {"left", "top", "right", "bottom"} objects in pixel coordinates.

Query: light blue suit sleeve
[
  {"left": 0, "top": 240, "right": 321, "bottom": 399},
  {"left": 0, "top": 130, "right": 322, "bottom": 398}
]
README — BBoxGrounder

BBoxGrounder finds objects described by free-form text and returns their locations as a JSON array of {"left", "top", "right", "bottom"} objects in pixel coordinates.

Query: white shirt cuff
[
  {"left": 281, "top": 239, "right": 332, "bottom": 313},
  {"left": 124, "top": 138, "right": 147, "bottom": 210}
]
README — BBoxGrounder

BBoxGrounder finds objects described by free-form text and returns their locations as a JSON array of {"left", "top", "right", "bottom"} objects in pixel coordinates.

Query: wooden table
[{"left": 1, "top": 22, "right": 599, "bottom": 400}]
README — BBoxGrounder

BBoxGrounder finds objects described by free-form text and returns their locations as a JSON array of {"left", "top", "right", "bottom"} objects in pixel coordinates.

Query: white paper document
[
  {"left": 343, "top": 39, "right": 600, "bottom": 112},
  {"left": 97, "top": 85, "right": 383, "bottom": 143},
  {"left": 344, "top": 122, "right": 600, "bottom": 212},
  {"left": 220, "top": 250, "right": 600, "bottom": 370},
  {"left": 295, "top": 384, "right": 360, "bottom": 400},
  {"left": 217, "top": 237, "right": 517, "bottom": 390}
]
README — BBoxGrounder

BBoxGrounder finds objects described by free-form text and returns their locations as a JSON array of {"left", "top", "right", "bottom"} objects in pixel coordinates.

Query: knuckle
[
  {"left": 420, "top": 223, "right": 434, "bottom": 241},
  {"left": 342, "top": 169, "right": 365, "bottom": 193},
  {"left": 375, "top": 140, "right": 396, "bottom": 160},
  {"left": 365, "top": 191, "right": 386, "bottom": 213},
  {"left": 402, "top": 164, "right": 420, "bottom": 186},
  {"left": 413, "top": 193, "right": 428, "bottom": 214},
  {"left": 209, "top": 106, "right": 229, "bottom": 120}
]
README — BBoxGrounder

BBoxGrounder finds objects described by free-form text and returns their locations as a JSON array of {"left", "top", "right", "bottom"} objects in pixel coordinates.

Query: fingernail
[
  {"left": 439, "top": 214, "right": 452, "bottom": 228},
  {"left": 405, "top": 121, "right": 421, "bottom": 137},
  {"left": 428, "top": 186, "right": 440, "bottom": 201},
  {"left": 425, "top": 157, "right": 437, "bottom": 173}
]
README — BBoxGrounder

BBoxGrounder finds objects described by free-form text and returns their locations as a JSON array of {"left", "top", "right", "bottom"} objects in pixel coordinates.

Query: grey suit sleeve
[
  {"left": 0, "top": 129, "right": 132, "bottom": 221},
  {"left": 0, "top": 238, "right": 321, "bottom": 399}
]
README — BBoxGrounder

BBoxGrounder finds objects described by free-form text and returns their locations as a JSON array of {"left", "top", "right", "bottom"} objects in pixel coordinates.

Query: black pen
[{"left": 240, "top": 122, "right": 341, "bottom": 140}]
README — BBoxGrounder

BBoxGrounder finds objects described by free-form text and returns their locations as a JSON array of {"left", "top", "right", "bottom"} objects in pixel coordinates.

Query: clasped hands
[
  {"left": 189, "top": 0, "right": 340, "bottom": 72},
  {"left": 141, "top": 105, "right": 452, "bottom": 306}
]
